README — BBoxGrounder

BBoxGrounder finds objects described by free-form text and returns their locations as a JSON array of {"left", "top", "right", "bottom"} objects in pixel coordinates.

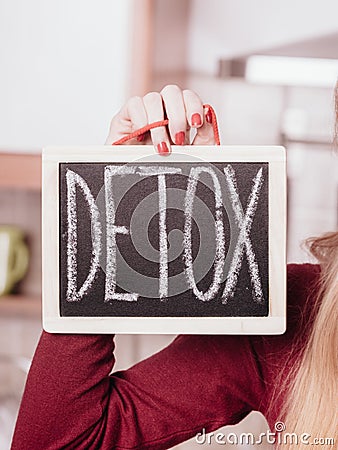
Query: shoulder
[
  {"left": 258, "top": 263, "right": 321, "bottom": 368},
  {"left": 254, "top": 263, "right": 321, "bottom": 372},
  {"left": 286, "top": 263, "right": 321, "bottom": 327},
  {"left": 287, "top": 263, "right": 321, "bottom": 295},
  {"left": 258, "top": 263, "right": 322, "bottom": 422}
]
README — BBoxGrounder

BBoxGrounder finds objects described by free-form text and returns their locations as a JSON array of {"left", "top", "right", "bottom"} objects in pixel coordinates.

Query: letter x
[{"left": 222, "top": 165, "right": 264, "bottom": 304}]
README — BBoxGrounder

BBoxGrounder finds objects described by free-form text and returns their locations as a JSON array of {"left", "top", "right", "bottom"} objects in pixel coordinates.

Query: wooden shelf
[
  {"left": 0, "top": 295, "right": 41, "bottom": 319},
  {"left": 0, "top": 153, "right": 41, "bottom": 191},
  {"left": 0, "top": 153, "right": 42, "bottom": 320}
]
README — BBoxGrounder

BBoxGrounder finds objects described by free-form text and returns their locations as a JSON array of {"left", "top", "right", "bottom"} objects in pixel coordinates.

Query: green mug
[{"left": 0, "top": 225, "right": 29, "bottom": 296}]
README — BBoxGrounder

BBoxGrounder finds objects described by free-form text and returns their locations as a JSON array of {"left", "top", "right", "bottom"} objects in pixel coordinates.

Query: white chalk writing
[
  {"left": 137, "top": 167, "right": 182, "bottom": 299},
  {"left": 104, "top": 165, "right": 138, "bottom": 301},
  {"left": 66, "top": 170, "right": 102, "bottom": 301},
  {"left": 184, "top": 167, "right": 225, "bottom": 301},
  {"left": 64, "top": 164, "right": 266, "bottom": 306},
  {"left": 222, "top": 165, "right": 264, "bottom": 303}
]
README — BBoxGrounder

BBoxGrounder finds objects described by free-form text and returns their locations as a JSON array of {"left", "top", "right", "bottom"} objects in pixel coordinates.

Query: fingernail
[
  {"left": 137, "top": 133, "right": 146, "bottom": 142},
  {"left": 157, "top": 142, "right": 170, "bottom": 155},
  {"left": 205, "top": 109, "right": 212, "bottom": 124},
  {"left": 175, "top": 131, "right": 185, "bottom": 145},
  {"left": 191, "top": 113, "right": 202, "bottom": 127}
]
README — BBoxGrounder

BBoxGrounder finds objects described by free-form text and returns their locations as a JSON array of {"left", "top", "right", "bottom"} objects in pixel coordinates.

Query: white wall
[
  {"left": 0, "top": 0, "right": 134, "bottom": 151},
  {"left": 152, "top": 0, "right": 189, "bottom": 74},
  {"left": 188, "top": 0, "right": 338, "bottom": 74}
]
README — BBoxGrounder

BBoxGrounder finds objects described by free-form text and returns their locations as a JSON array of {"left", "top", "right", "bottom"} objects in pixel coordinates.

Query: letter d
[
  {"left": 195, "top": 428, "right": 206, "bottom": 444},
  {"left": 66, "top": 170, "right": 102, "bottom": 301}
]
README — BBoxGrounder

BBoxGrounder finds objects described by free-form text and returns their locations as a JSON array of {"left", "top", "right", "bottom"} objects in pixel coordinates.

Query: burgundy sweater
[{"left": 11, "top": 264, "right": 320, "bottom": 450}]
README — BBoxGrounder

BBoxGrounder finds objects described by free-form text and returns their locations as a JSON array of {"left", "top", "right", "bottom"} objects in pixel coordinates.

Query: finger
[
  {"left": 192, "top": 106, "right": 216, "bottom": 146},
  {"left": 143, "top": 91, "right": 171, "bottom": 155},
  {"left": 182, "top": 89, "right": 204, "bottom": 129},
  {"left": 161, "top": 85, "right": 188, "bottom": 145},
  {"left": 105, "top": 96, "right": 148, "bottom": 144},
  {"left": 125, "top": 96, "right": 149, "bottom": 143}
]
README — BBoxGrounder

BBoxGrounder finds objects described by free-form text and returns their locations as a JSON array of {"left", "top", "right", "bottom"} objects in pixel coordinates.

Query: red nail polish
[
  {"left": 137, "top": 133, "right": 145, "bottom": 142},
  {"left": 175, "top": 131, "right": 185, "bottom": 145},
  {"left": 191, "top": 113, "right": 202, "bottom": 127},
  {"left": 205, "top": 109, "right": 212, "bottom": 124},
  {"left": 157, "top": 142, "right": 170, "bottom": 155}
]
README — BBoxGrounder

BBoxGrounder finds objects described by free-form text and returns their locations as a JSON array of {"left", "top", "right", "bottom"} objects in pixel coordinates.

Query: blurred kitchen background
[{"left": 0, "top": 0, "right": 337, "bottom": 448}]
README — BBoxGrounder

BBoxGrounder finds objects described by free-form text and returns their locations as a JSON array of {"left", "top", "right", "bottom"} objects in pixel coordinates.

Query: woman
[{"left": 11, "top": 85, "right": 337, "bottom": 449}]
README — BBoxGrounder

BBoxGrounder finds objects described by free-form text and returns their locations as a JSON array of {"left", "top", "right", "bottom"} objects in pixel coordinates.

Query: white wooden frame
[{"left": 42, "top": 145, "right": 286, "bottom": 334}]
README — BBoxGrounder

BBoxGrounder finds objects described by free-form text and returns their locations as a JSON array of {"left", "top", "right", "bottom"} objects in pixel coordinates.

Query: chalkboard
[{"left": 43, "top": 146, "right": 286, "bottom": 334}]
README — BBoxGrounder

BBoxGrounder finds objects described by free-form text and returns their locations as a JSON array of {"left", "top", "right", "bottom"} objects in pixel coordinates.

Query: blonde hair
[
  {"left": 278, "top": 231, "right": 338, "bottom": 449},
  {"left": 277, "top": 82, "right": 338, "bottom": 448}
]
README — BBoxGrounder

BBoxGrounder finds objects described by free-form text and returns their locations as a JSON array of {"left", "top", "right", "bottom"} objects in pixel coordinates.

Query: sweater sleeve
[{"left": 11, "top": 331, "right": 265, "bottom": 450}]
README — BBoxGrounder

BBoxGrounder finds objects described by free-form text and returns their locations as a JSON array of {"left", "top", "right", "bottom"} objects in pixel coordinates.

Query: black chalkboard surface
[{"left": 43, "top": 146, "right": 286, "bottom": 334}]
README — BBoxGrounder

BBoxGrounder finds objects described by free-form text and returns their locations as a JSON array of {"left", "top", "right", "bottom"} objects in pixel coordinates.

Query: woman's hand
[{"left": 105, "top": 85, "right": 215, "bottom": 155}]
